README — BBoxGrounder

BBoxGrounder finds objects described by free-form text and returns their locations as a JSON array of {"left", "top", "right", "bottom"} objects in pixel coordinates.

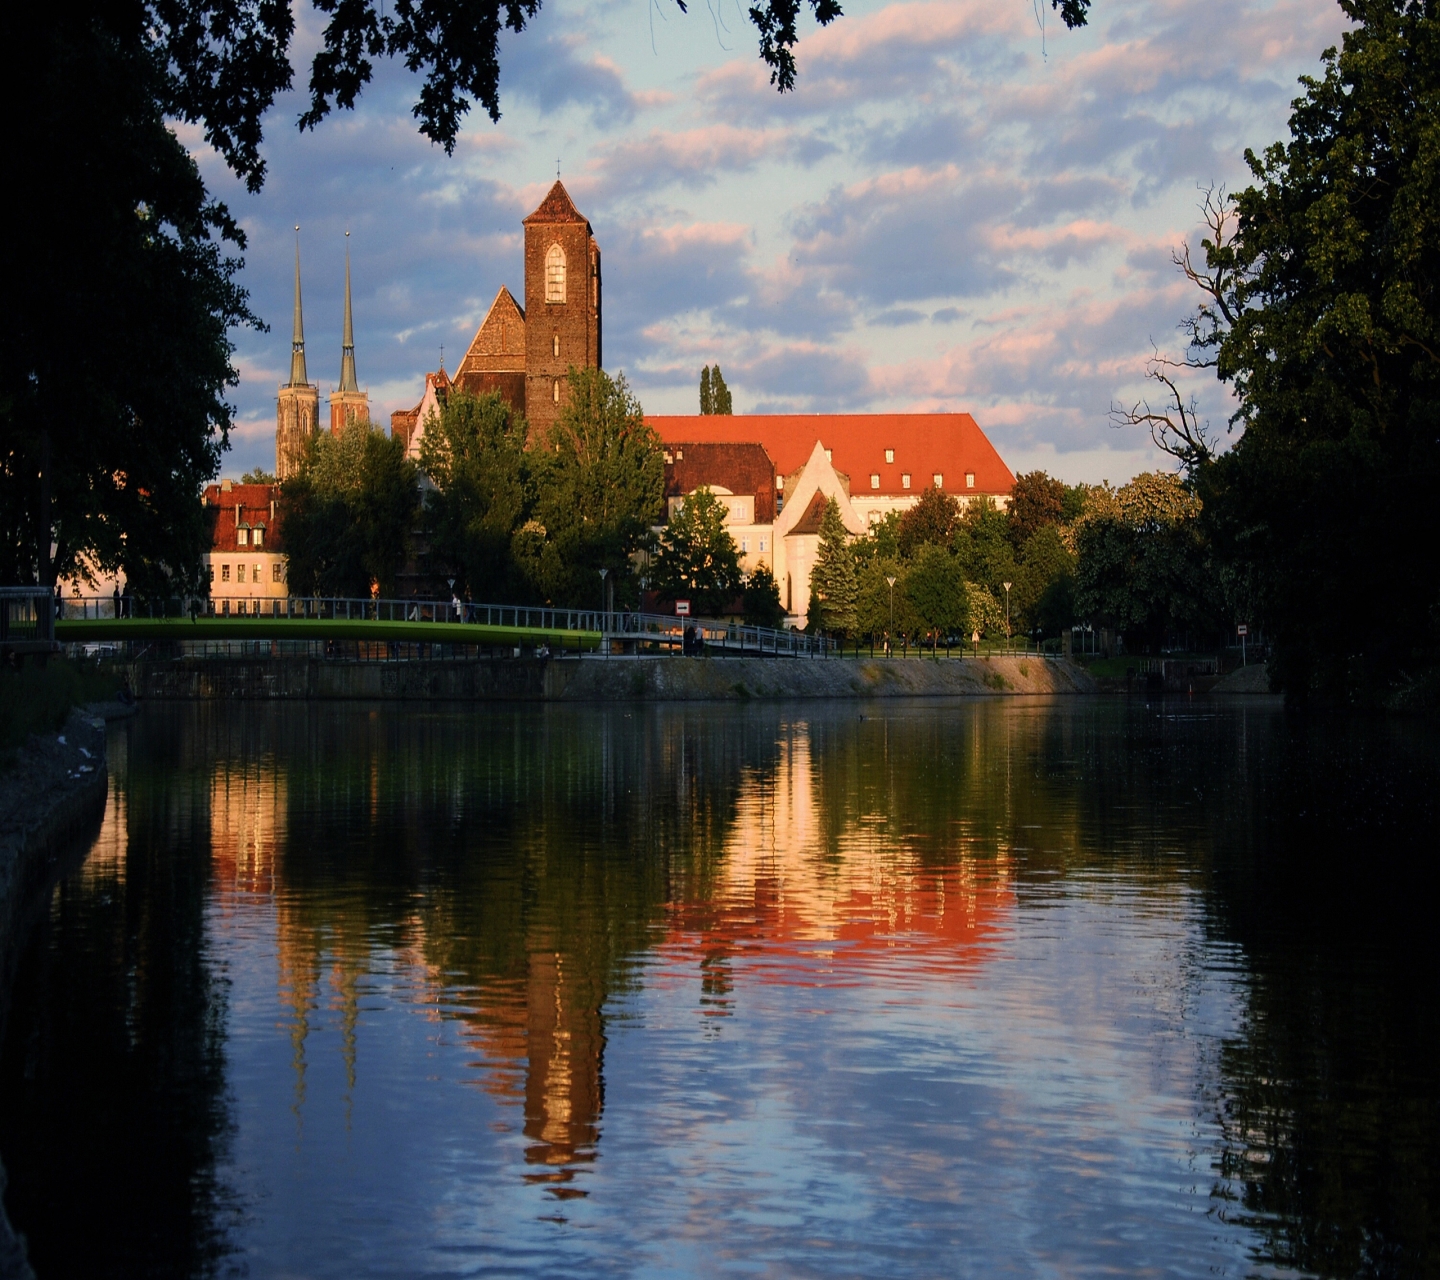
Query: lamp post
[
  {"left": 447, "top": 577, "right": 456, "bottom": 622},
  {"left": 599, "top": 568, "right": 609, "bottom": 649},
  {"left": 886, "top": 575, "right": 897, "bottom": 657},
  {"left": 1003, "top": 581, "right": 1012, "bottom": 650}
]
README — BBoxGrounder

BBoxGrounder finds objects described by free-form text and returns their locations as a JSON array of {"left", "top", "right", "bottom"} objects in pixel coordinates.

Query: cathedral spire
[
  {"left": 288, "top": 226, "right": 309, "bottom": 387},
  {"left": 338, "top": 232, "right": 359, "bottom": 394}
]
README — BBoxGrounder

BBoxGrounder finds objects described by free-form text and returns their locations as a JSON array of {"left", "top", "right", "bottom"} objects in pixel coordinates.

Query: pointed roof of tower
[
  {"left": 523, "top": 180, "right": 591, "bottom": 230},
  {"left": 287, "top": 229, "right": 309, "bottom": 387},
  {"left": 338, "top": 237, "right": 359, "bottom": 393}
]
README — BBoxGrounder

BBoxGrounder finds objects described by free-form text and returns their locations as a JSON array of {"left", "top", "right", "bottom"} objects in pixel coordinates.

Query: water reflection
[{"left": 0, "top": 699, "right": 1436, "bottom": 1277}]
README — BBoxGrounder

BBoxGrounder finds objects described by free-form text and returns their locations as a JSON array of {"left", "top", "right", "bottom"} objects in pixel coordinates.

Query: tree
[
  {"left": 1014, "top": 525, "right": 1076, "bottom": 636},
  {"left": 856, "top": 556, "right": 914, "bottom": 640},
  {"left": 699, "top": 365, "right": 733, "bottom": 415},
  {"left": 241, "top": 468, "right": 277, "bottom": 485},
  {"left": 419, "top": 389, "right": 531, "bottom": 600},
  {"left": 526, "top": 368, "right": 663, "bottom": 607},
  {"left": 279, "top": 422, "right": 418, "bottom": 597},
  {"left": 1203, "top": 0, "right": 1440, "bottom": 698},
  {"left": 1073, "top": 472, "right": 1210, "bottom": 652},
  {"left": 651, "top": 486, "right": 742, "bottom": 616},
  {"left": 904, "top": 545, "right": 969, "bottom": 642},
  {"left": 952, "top": 497, "right": 1017, "bottom": 599},
  {"left": 808, "top": 497, "right": 858, "bottom": 635},
  {"left": 1007, "top": 471, "right": 1067, "bottom": 547},
  {"left": 896, "top": 485, "right": 960, "bottom": 557},
  {"left": 741, "top": 565, "right": 786, "bottom": 629}
]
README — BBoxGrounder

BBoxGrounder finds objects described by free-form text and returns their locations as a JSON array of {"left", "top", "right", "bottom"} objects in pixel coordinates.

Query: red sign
[
  {"left": 675, "top": 600, "right": 691, "bottom": 617},
  {"left": 1237, "top": 624, "right": 1249, "bottom": 636}
]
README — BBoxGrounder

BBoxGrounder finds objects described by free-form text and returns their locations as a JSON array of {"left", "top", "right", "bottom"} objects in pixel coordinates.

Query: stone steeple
[
  {"left": 276, "top": 226, "right": 320, "bottom": 479},
  {"left": 329, "top": 231, "right": 370, "bottom": 433}
]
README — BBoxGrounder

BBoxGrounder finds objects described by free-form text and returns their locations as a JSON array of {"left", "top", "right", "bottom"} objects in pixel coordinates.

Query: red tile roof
[
  {"left": 787, "top": 491, "right": 831, "bottom": 536},
  {"left": 646, "top": 413, "right": 1014, "bottom": 499},
  {"left": 664, "top": 442, "right": 777, "bottom": 524},
  {"left": 203, "top": 483, "right": 284, "bottom": 554}
]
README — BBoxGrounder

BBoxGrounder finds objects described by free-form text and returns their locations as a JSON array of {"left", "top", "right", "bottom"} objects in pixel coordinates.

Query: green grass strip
[{"left": 57, "top": 617, "right": 603, "bottom": 647}]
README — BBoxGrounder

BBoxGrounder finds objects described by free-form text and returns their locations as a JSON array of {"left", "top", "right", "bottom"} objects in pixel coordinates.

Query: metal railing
[
  {"left": 57, "top": 595, "right": 837, "bottom": 657},
  {"left": 1, "top": 585, "right": 59, "bottom": 653}
]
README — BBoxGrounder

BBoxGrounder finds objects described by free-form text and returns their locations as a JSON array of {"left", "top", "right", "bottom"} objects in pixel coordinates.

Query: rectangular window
[
  {"left": 759, "top": 538, "right": 766, "bottom": 553},
  {"left": 253, "top": 564, "right": 260, "bottom": 584},
  {"left": 933, "top": 474, "right": 943, "bottom": 488},
  {"left": 237, "top": 564, "right": 245, "bottom": 583},
  {"left": 885, "top": 449, "right": 894, "bottom": 464},
  {"left": 825, "top": 449, "right": 832, "bottom": 462},
  {"left": 209, "top": 567, "right": 215, "bottom": 583},
  {"left": 221, "top": 564, "right": 230, "bottom": 582},
  {"left": 966, "top": 472, "right": 975, "bottom": 488},
  {"left": 253, "top": 527, "right": 264, "bottom": 547},
  {"left": 901, "top": 474, "right": 911, "bottom": 489},
  {"left": 870, "top": 474, "right": 880, "bottom": 489},
  {"left": 741, "top": 537, "right": 749, "bottom": 553},
  {"left": 237, "top": 527, "right": 248, "bottom": 546},
  {"left": 273, "top": 563, "right": 284, "bottom": 583}
]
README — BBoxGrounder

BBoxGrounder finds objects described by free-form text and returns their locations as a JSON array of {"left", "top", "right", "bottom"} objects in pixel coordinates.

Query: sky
[{"left": 194, "top": 0, "right": 1348, "bottom": 485}]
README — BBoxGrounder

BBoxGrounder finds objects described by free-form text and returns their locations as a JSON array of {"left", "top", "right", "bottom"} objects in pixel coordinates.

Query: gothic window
[
  {"left": 553, "top": 334, "right": 560, "bottom": 357},
  {"left": 552, "top": 379, "right": 560, "bottom": 404},
  {"left": 545, "top": 243, "right": 566, "bottom": 303}
]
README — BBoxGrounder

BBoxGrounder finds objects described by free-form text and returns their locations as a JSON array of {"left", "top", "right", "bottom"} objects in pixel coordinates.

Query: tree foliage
[
  {"left": 741, "top": 564, "right": 786, "bottom": 629},
  {"left": 904, "top": 544, "right": 969, "bottom": 639},
  {"left": 895, "top": 485, "right": 960, "bottom": 557},
  {"left": 419, "top": 389, "right": 531, "bottom": 600},
  {"left": 651, "top": 486, "right": 742, "bottom": 616},
  {"left": 808, "top": 497, "right": 858, "bottom": 635},
  {"left": 279, "top": 422, "right": 419, "bottom": 597},
  {"left": 524, "top": 368, "right": 663, "bottom": 607},
  {"left": 699, "top": 365, "right": 733, "bottom": 415},
  {"left": 1008, "top": 471, "right": 1067, "bottom": 547}
]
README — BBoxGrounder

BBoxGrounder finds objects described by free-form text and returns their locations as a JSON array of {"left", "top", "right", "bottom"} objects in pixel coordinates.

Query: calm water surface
[{"left": 2, "top": 697, "right": 1437, "bottom": 1278}]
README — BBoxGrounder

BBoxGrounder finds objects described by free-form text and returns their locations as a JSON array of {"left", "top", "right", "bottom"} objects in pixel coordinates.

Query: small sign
[
  {"left": 675, "top": 599, "right": 691, "bottom": 617},
  {"left": 1237, "top": 624, "right": 1249, "bottom": 636}
]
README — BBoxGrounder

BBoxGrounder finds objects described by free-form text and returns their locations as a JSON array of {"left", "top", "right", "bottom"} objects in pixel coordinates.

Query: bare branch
[{"left": 1110, "top": 343, "right": 1217, "bottom": 475}]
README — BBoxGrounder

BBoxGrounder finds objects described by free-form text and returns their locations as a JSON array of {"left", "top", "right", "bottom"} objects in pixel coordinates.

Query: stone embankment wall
[
  {"left": 0, "top": 709, "right": 110, "bottom": 1280},
  {"left": 125, "top": 654, "right": 1097, "bottom": 702}
]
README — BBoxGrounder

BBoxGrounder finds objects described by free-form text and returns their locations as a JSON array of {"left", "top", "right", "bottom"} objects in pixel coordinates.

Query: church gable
[
  {"left": 523, "top": 180, "right": 591, "bottom": 229},
  {"left": 457, "top": 286, "right": 526, "bottom": 377}
]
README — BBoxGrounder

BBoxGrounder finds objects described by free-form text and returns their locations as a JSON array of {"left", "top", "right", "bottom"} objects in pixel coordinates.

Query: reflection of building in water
[{"left": 666, "top": 724, "right": 1015, "bottom": 1007}]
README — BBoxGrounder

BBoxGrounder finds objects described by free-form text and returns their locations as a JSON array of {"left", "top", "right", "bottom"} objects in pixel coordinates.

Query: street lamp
[
  {"left": 886, "top": 575, "right": 897, "bottom": 657},
  {"left": 1003, "top": 581, "right": 1012, "bottom": 649},
  {"left": 447, "top": 577, "right": 456, "bottom": 621}
]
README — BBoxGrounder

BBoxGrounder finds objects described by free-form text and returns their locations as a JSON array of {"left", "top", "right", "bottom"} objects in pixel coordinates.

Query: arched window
[
  {"left": 545, "top": 243, "right": 566, "bottom": 303},
  {"left": 552, "top": 378, "right": 560, "bottom": 404},
  {"left": 552, "top": 334, "right": 560, "bottom": 357}
]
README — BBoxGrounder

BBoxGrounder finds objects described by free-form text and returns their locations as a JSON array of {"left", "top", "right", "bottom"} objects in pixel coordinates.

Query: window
[
  {"left": 221, "top": 564, "right": 230, "bottom": 582},
  {"left": 901, "top": 473, "right": 911, "bottom": 489},
  {"left": 253, "top": 564, "right": 260, "bottom": 584},
  {"left": 273, "top": 562, "right": 284, "bottom": 583},
  {"left": 545, "top": 243, "right": 566, "bottom": 303},
  {"left": 237, "top": 526, "right": 248, "bottom": 546},
  {"left": 741, "top": 537, "right": 749, "bottom": 553},
  {"left": 552, "top": 334, "right": 560, "bottom": 357},
  {"left": 870, "top": 474, "right": 880, "bottom": 489},
  {"left": 237, "top": 564, "right": 245, "bottom": 583},
  {"left": 885, "top": 449, "right": 894, "bottom": 464},
  {"left": 759, "top": 538, "right": 766, "bottom": 552},
  {"left": 933, "top": 474, "right": 943, "bottom": 488},
  {"left": 825, "top": 449, "right": 832, "bottom": 462},
  {"left": 965, "top": 472, "right": 975, "bottom": 488},
  {"left": 552, "top": 379, "right": 560, "bottom": 404},
  {"left": 253, "top": 526, "right": 264, "bottom": 547},
  {"left": 209, "top": 567, "right": 215, "bottom": 583}
]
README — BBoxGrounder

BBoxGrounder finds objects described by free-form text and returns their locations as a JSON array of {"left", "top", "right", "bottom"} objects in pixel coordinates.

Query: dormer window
[
  {"left": 966, "top": 472, "right": 975, "bottom": 488},
  {"left": 252, "top": 525, "right": 264, "bottom": 547},
  {"left": 870, "top": 474, "right": 880, "bottom": 489},
  {"left": 933, "top": 474, "right": 943, "bottom": 488},
  {"left": 902, "top": 473, "right": 911, "bottom": 489},
  {"left": 885, "top": 449, "right": 894, "bottom": 464},
  {"left": 237, "top": 524, "right": 249, "bottom": 546},
  {"left": 545, "top": 244, "right": 566, "bottom": 303}
]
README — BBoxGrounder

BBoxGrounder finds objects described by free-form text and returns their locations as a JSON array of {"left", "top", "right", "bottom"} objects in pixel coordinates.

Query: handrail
[
  {"left": 0, "top": 584, "right": 58, "bottom": 650},
  {"left": 55, "top": 594, "right": 837, "bottom": 656}
]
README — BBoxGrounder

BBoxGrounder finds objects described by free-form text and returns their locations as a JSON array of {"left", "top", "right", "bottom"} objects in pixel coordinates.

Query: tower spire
[
  {"left": 338, "top": 231, "right": 359, "bottom": 393},
  {"left": 288, "top": 226, "right": 309, "bottom": 386}
]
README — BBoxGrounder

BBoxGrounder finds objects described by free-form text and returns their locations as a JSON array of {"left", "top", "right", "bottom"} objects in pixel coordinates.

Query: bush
[{"left": 0, "top": 657, "right": 118, "bottom": 754}]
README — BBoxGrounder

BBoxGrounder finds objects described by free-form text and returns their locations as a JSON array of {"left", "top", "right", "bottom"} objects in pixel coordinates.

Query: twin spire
[{"left": 287, "top": 226, "right": 360, "bottom": 392}]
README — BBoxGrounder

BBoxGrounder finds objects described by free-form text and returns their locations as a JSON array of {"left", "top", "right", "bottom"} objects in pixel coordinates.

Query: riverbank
[
  {"left": 0, "top": 708, "right": 110, "bottom": 1280},
  {"left": 121, "top": 653, "right": 1099, "bottom": 701}
]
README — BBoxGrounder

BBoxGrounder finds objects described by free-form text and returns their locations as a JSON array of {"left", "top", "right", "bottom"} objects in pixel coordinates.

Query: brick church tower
[
  {"left": 523, "top": 181, "right": 601, "bottom": 436},
  {"left": 329, "top": 234, "right": 370, "bottom": 433},
  {"left": 275, "top": 231, "right": 319, "bottom": 480}
]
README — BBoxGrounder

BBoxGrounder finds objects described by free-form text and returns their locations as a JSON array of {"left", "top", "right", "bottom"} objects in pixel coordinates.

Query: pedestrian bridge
[{"left": 52, "top": 595, "right": 834, "bottom": 658}]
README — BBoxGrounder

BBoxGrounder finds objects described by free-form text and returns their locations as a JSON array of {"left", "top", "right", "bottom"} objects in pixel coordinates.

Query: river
[{"left": 1, "top": 698, "right": 1436, "bottom": 1278}]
